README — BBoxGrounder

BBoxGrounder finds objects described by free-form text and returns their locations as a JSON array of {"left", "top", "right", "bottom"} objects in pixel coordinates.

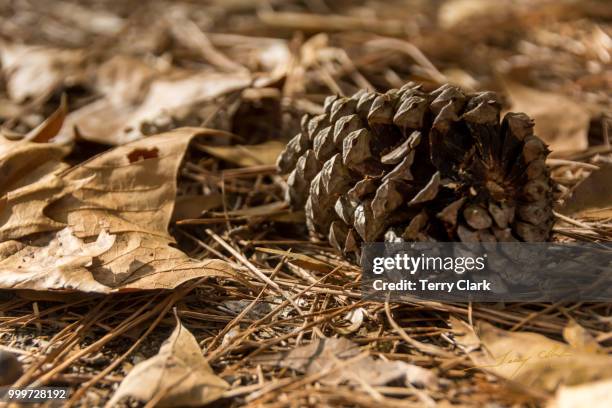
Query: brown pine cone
[{"left": 277, "top": 83, "right": 554, "bottom": 255}]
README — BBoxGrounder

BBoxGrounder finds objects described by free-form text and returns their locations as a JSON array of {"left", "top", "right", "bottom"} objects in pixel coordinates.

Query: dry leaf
[
  {"left": 0, "top": 174, "right": 87, "bottom": 242},
  {"left": 49, "top": 127, "right": 233, "bottom": 291},
  {"left": 560, "top": 165, "right": 612, "bottom": 219},
  {"left": 505, "top": 82, "right": 590, "bottom": 152},
  {"left": 120, "top": 73, "right": 251, "bottom": 139},
  {"left": 457, "top": 321, "right": 612, "bottom": 392},
  {"left": 107, "top": 317, "right": 228, "bottom": 407},
  {"left": 253, "top": 337, "right": 436, "bottom": 388},
  {"left": 334, "top": 308, "right": 365, "bottom": 335},
  {"left": 221, "top": 326, "right": 241, "bottom": 348},
  {"left": 0, "top": 42, "right": 85, "bottom": 104},
  {"left": 449, "top": 316, "right": 480, "bottom": 351},
  {"left": 438, "top": 0, "right": 514, "bottom": 30},
  {"left": 0, "top": 128, "right": 233, "bottom": 292},
  {"left": 61, "top": 70, "right": 251, "bottom": 145},
  {"left": 0, "top": 121, "right": 74, "bottom": 241},
  {"left": 172, "top": 194, "right": 224, "bottom": 222},
  {"left": 548, "top": 379, "right": 612, "bottom": 408},
  {"left": 0, "top": 130, "right": 69, "bottom": 196},
  {"left": 441, "top": 68, "right": 479, "bottom": 91},
  {"left": 197, "top": 140, "right": 286, "bottom": 167},
  {"left": 46, "top": 2, "right": 124, "bottom": 37},
  {"left": 255, "top": 40, "right": 292, "bottom": 80},
  {"left": 58, "top": 56, "right": 159, "bottom": 145},
  {"left": 25, "top": 94, "right": 68, "bottom": 143},
  {"left": 0, "top": 227, "right": 114, "bottom": 292},
  {"left": 562, "top": 320, "right": 603, "bottom": 354},
  {"left": 96, "top": 55, "right": 159, "bottom": 106}
]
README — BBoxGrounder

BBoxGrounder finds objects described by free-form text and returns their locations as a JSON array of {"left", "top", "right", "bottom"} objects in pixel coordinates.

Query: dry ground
[{"left": 0, "top": 1, "right": 611, "bottom": 407}]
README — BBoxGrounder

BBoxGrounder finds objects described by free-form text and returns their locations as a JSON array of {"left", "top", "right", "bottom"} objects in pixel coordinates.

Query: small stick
[
  {"left": 205, "top": 228, "right": 280, "bottom": 290},
  {"left": 553, "top": 211, "right": 594, "bottom": 229},
  {"left": 385, "top": 302, "right": 452, "bottom": 358}
]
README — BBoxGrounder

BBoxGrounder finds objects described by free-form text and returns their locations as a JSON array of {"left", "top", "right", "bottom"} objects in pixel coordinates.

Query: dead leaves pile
[
  {"left": 0, "top": 24, "right": 290, "bottom": 145},
  {"left": 0, "top": 127, "right": 233, "bottom": 292}
]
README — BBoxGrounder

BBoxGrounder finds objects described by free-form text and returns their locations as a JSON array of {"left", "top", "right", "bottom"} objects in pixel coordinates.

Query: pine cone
[{"left": 277, "top": 83, "right": 554, "bottom": 255}]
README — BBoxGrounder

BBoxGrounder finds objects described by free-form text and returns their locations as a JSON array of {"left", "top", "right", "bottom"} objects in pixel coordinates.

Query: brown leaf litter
[{"left": 0, "top": 0, "right": 610, "bottom": 407}]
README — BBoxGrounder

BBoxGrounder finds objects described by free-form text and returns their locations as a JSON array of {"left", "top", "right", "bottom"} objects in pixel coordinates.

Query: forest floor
[{"left": 0, "top": 0, "right": 611, "bottom": 407}]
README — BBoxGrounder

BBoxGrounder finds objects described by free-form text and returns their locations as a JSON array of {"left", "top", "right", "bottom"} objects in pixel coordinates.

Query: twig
[{"left": 384, "top": 302, "right": 453, "bottom": 358}]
